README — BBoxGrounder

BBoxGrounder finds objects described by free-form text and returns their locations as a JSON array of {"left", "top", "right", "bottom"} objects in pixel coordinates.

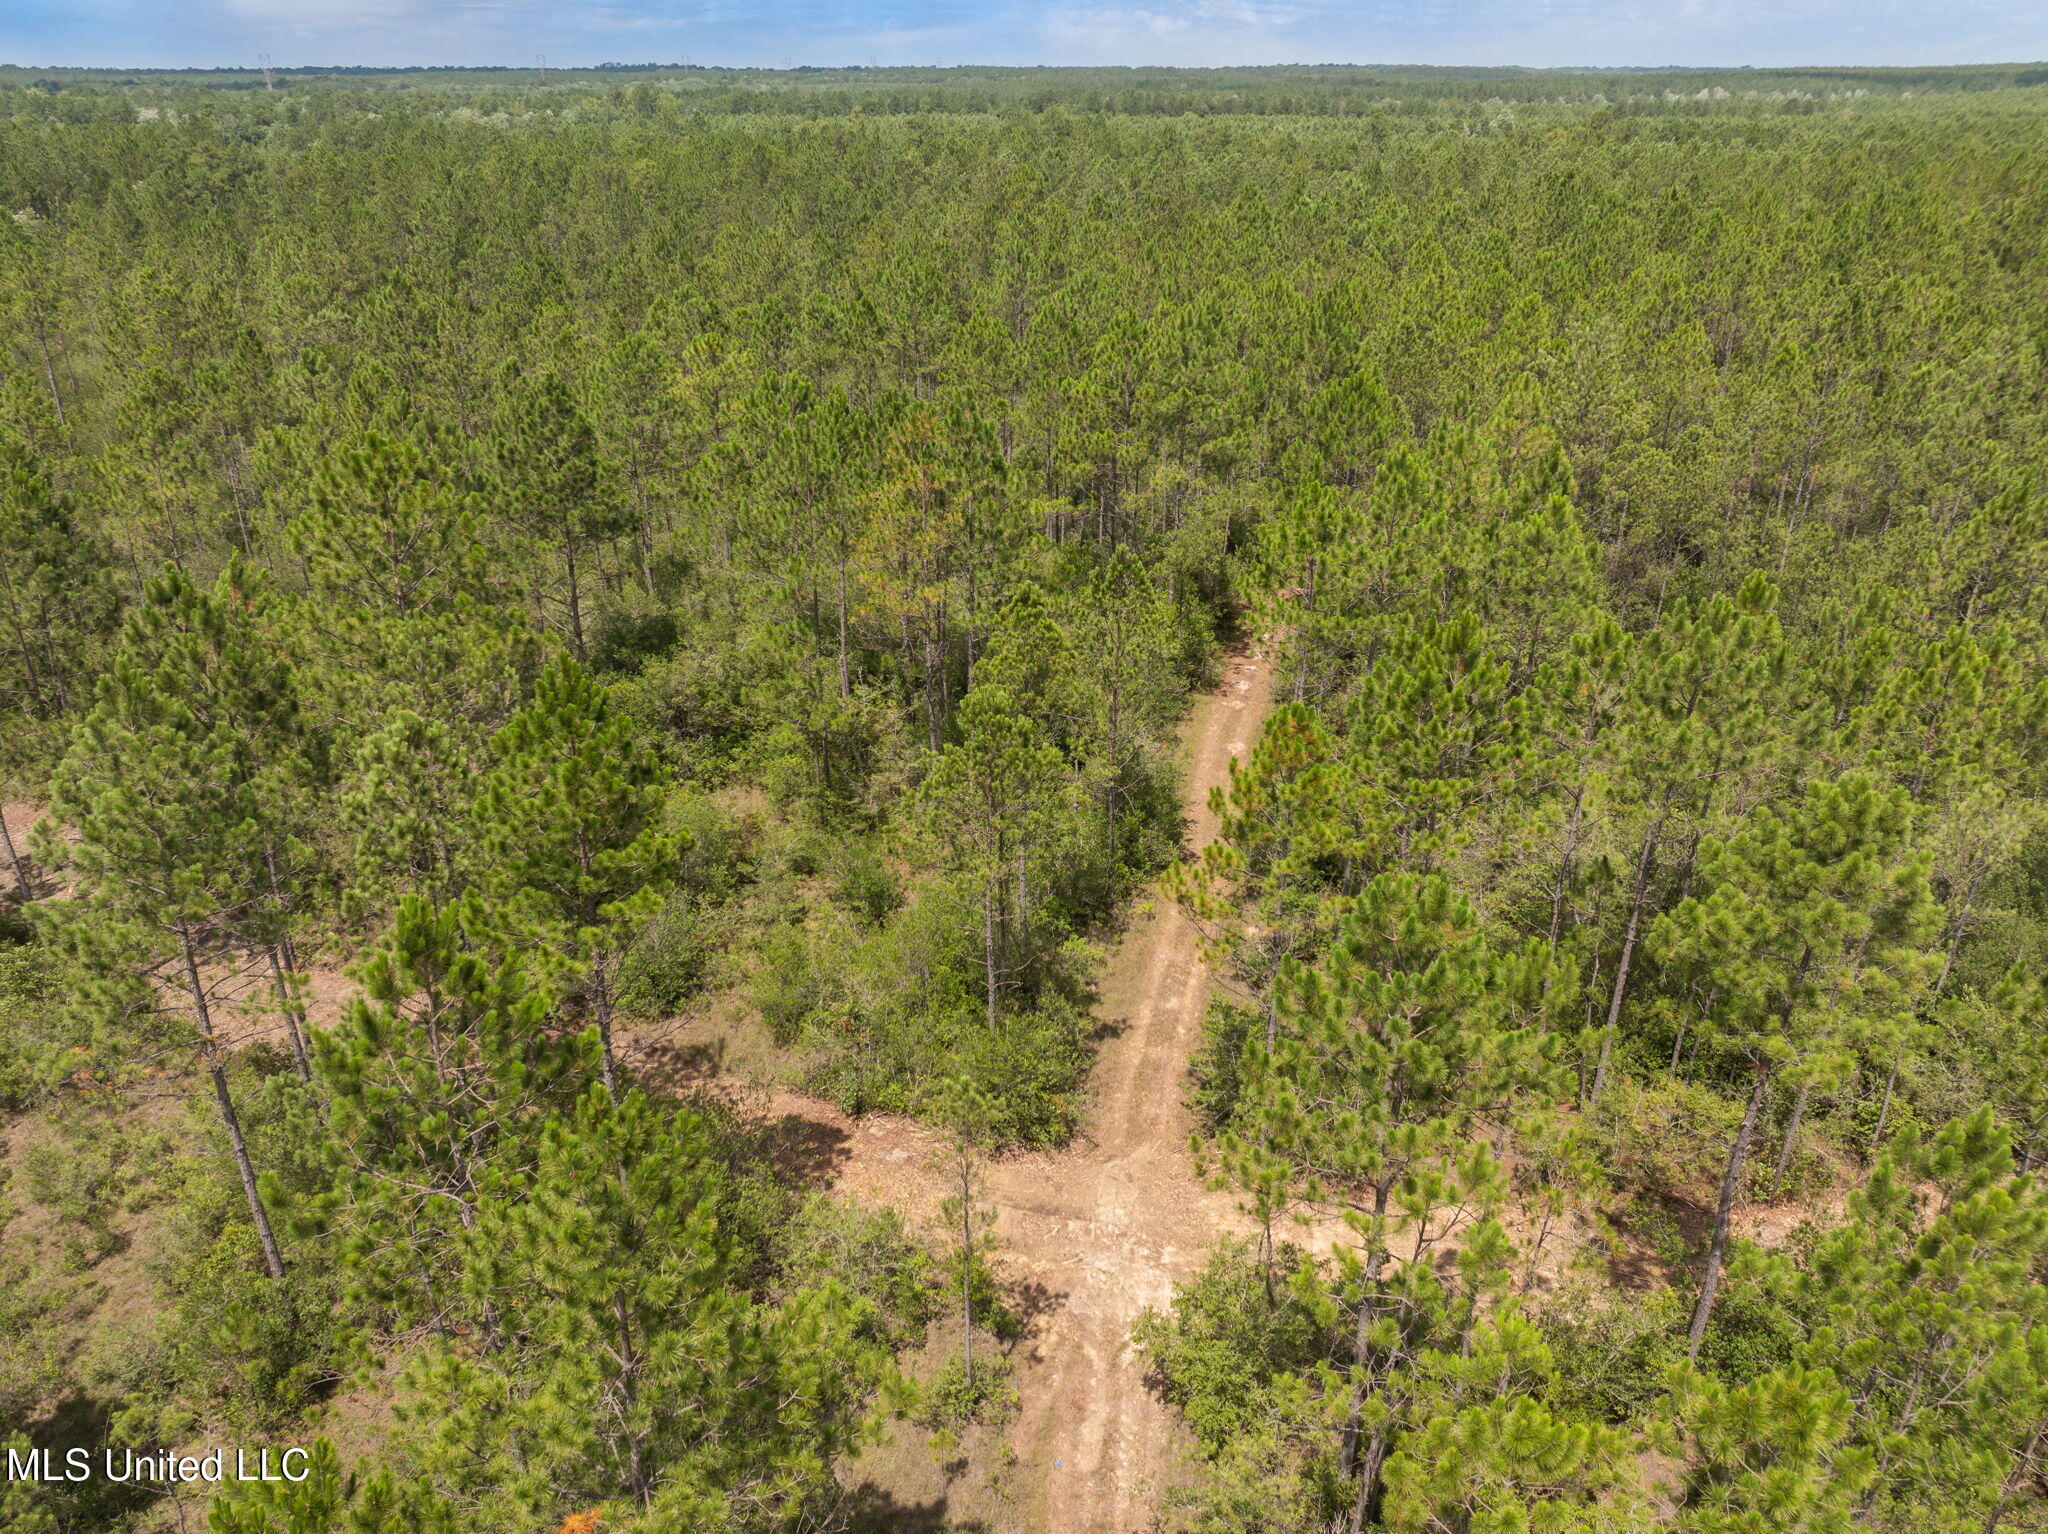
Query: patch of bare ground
[
  {"left": 1600, "top": 1172, "right": 1854, "bottom": 1297},
  {"left": 1734, "top": 1182, "right": 1849, "bottom": 1248},
  {"left": 3, "top": 800, "right": 56, "bottom": 900},
  {"left": 915, "top": 650, "right": 1274, "bottom": 1534},
  {"left": 672, "top": 650, "right": 1277, "bottom": 1532}
]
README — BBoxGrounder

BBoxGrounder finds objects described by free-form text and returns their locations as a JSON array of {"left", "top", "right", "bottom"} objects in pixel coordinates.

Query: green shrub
[
  {"left": 1133, "top": 1239, "right": 1332, "bottom": 1453},
  {"left": 17, "top": 1111, "right": 148, "bottom": 1269},
  {"left": 951, "top": 995, "right": 1092, "bottom": 1148},
  {"left": 913, "top": 1349, "right": 1016, "bottom": 1433},
  {"left": 589, "top": 609, "right": 681, "bottom": 674},
  {"left": 1187, "top": 996, "right": 1259, "bottom": 1130},
  {"left": 777, "top": 822, "right": 831, "bottom": 878},
  {"left": 617, "top": 891, "right": 729, "bottom": 1015},
  {"left": 0, "top": 943, "right": 61, "bottom": 1110},
  {"left": 1532, "top": 1280, "right": 1688, "bottom": 1423},
  {"left": 832, "top": 843, "right": 902, "bottom": 927},
  {"left": 775, "top": 1195, "right": 938, "bottom": 1348},
  {"left": 1592, "top": 1074, "right": 1743, "bottom": 1207},
  {"left": 0, "top": 1255, "right": 92, "bottom": 1422},
  {"left": 750, "top": 927, "right": 837, "bottom": 1042}
]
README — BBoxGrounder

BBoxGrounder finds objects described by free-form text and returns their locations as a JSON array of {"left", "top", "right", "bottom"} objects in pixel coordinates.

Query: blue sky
[{"left": 5, "top": 0, "right": 2045, "bottom": 72}]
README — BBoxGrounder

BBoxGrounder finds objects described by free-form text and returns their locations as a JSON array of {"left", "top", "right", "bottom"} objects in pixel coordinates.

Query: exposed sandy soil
[
  {"left": 683, "top": 649, "right": 1278, "bottom": 1532},
  {"left": 986, "top": 649, "right": 1271, "bottom": 1533},
  {"left": 3, "top": 800, "right": 49, "bottom": 897}
]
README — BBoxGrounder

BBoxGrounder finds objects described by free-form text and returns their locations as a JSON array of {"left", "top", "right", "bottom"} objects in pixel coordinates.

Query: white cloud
[{"left": 1036, "top": 0, "right": 1316, "bottom": 61}]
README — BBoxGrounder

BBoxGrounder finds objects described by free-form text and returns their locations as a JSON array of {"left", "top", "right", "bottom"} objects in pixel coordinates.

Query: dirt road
[
  {"left": 789, "top": 647, "right": 1275, "bottom": 1531},
  {"left": 987, "top": 646, "right": 1270, "bottom": 1531}
]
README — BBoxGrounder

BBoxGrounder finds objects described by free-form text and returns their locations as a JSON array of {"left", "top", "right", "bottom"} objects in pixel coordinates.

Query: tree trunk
[
  {"left": 983, "top": 876, "right": 999, "bottom": 1030},
  {"left": 258, "top": 849, "right": 311, "bottom": 1079},
  {"left": 179, "top": 927, "right": 285, "bottom": 1282},
  {"left": 263, "top": 943, "right": 312, "bottom": 1081},
  {"left": 630, "top": 458, "right": 655, "bottom": 597},
  {"left": 1867, "top": 1064, "right": 1898, "bottom": 1157},
  {"left": 1348, "top": 1426, "right": 1390, "bottom": 1534},
  {"left": 1687, "top": 1063, "right": 1769, "bottom": 1361},
  {"left": 836, "top": 559, "right": 850, "bottom": 700},
  {"left": 28, "top": 301, "right": 67, "bottom": 427},
  {"left": 1591, "top": 816, "right": 1662, "bottom": 1104},
  {"left": 1103, "top": 668, "right": 1122, "bottom": 875},
  {"left": 591, "top": 952, "right": 621, "bottom": 1098},
  {"left": 963, "top": 529, "right": 978, "bottom": 685},
  {"left": 922, "top": 620, "right": 939, "bottom": 752},
  {"left": 1523, "top": 1207, "right": 1556, "bottom": 1293},
  {"left": 0, "top": 808, "right": 29, "bottom": 895},
  {"left": 1981, "top": 1417, "right": 2048, "bottom": 1534},
  {"left": 1335, "top": 1182, "right": 1393, "bottom": 1482},
  {"left": 960, "top": 1154, "right": 975, "bottom": 1390},
  {"left": 0, "top": 569, "right": 54, "bottom": 716},
  {"left": 562, "top": 531, "right": 586, "bottom": 661},
  {"left": 1016, "top": 848, "right": 1030, "bottom": 954},
  {"left": 612, "top": 1289, "right": 651, "bottom": 1508},
  {"left": 1548, "top": 785, "right": 1585, "bottom": 948},
  {"left": 1771, "top": 1080, "right": 1809, "bottom": 1196}
]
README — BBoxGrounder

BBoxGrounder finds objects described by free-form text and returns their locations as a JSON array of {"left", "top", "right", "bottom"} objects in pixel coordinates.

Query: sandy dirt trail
[
  {"left": 779, "top": 647, "right": 1275, "bottom": 1530},
  {"left": 749, "top": 648, "right": 1273, "bottom": 1530},
  {"left": 984, "top": 646, "right": 1272, "bottom": 1532}
]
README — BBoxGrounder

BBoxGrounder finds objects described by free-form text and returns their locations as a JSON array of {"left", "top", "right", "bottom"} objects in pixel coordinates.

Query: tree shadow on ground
[
  {"left": 760, "top": 1108, "right": 854, "bottom": 1189},
  {"left": 1003, "top": 1277, "right": 1066, "bottom": 1358},
  {"left": 633, "top": 1035, "right": 727, "bottom": 1092},
  {"left": 1606, "top": 1191, "right": 1708, "bottom": 1290},
  {"left": 839, "top": 1481, "right": 982, "bottom": 1533}
]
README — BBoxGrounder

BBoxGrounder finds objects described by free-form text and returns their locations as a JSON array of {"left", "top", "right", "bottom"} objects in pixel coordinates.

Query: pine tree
[
  {"left": 206, "top": 1440, "right": 456, "bottom": 1534},
  {"left": 336, "top": 710, "right": 480, "bottom": 916},
  {"left": 930, "top": 1073, "right": 1002, "bottom": 1394},
  {"left": 1653, "top": 770, "right": 1939, "bottom": 1360},
  {"left": 590, "top": 330, "right": 687, "bottom": 598},
  {"left": 473, "top": 654, "right": 681, "bottom": 1095},
  {"left": 489, "top": 372, "right": 632, "bottom": 661},
  {"left": 1967, "top": 969, "right": 2048, "bottom": 1173},
  {"left": 1344, "top": 609, "right": 1525, "bottom": 874},
  {"left": 1588, "top": 576, "right": 1791, "bottom": 1105},
  {"left": 110, "top": 558, "right": 324, "bottom": 1078},
  {"left": 0, "top": 434, "right": 117, "bottom": 732},
  {"left": 1071, "top": 545, "right": 1181, "bottom": 875},
  {"left": 1231, "top": 872, "right": 1573, "bottom": 1528},
  {"left": 859, "top": 407, "right": 967, "bottom": 752},
  {"left": 1380, "top": 1391, "right": 1640, "bottom": 1534},
  {"left": 1725, "top": 1110, "right": 2048, "bottom": 1531},
  {"left": 1168, "top": 702, "right": 1359, "bottom": 1050},
  {"left": 301, "top": 894, "right": 589, "bottom": 1333},
  {"left": 915, "top": 682, "right": 1066, "bottom": 1029},
  {"left": 400, "top": 1085, "right": 886, "bottom": 1526},
  {"left": 38, "top": 578, "right": 289, "bottom": 1279},
  {"left": 1505, "top": 614, "right": 1633, "bottom": 952},
  {"left": 1668, "top": 1365, "right": 1874, "bottom": 1532},
  {"left": 287, "top": 416, "right": 488, "bottom": 620}
]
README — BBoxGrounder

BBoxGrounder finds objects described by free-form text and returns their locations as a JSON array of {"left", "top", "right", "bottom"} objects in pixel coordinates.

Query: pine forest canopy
[{"left": 0, "top": 59, "right": 2046, "bottom": 1534}]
